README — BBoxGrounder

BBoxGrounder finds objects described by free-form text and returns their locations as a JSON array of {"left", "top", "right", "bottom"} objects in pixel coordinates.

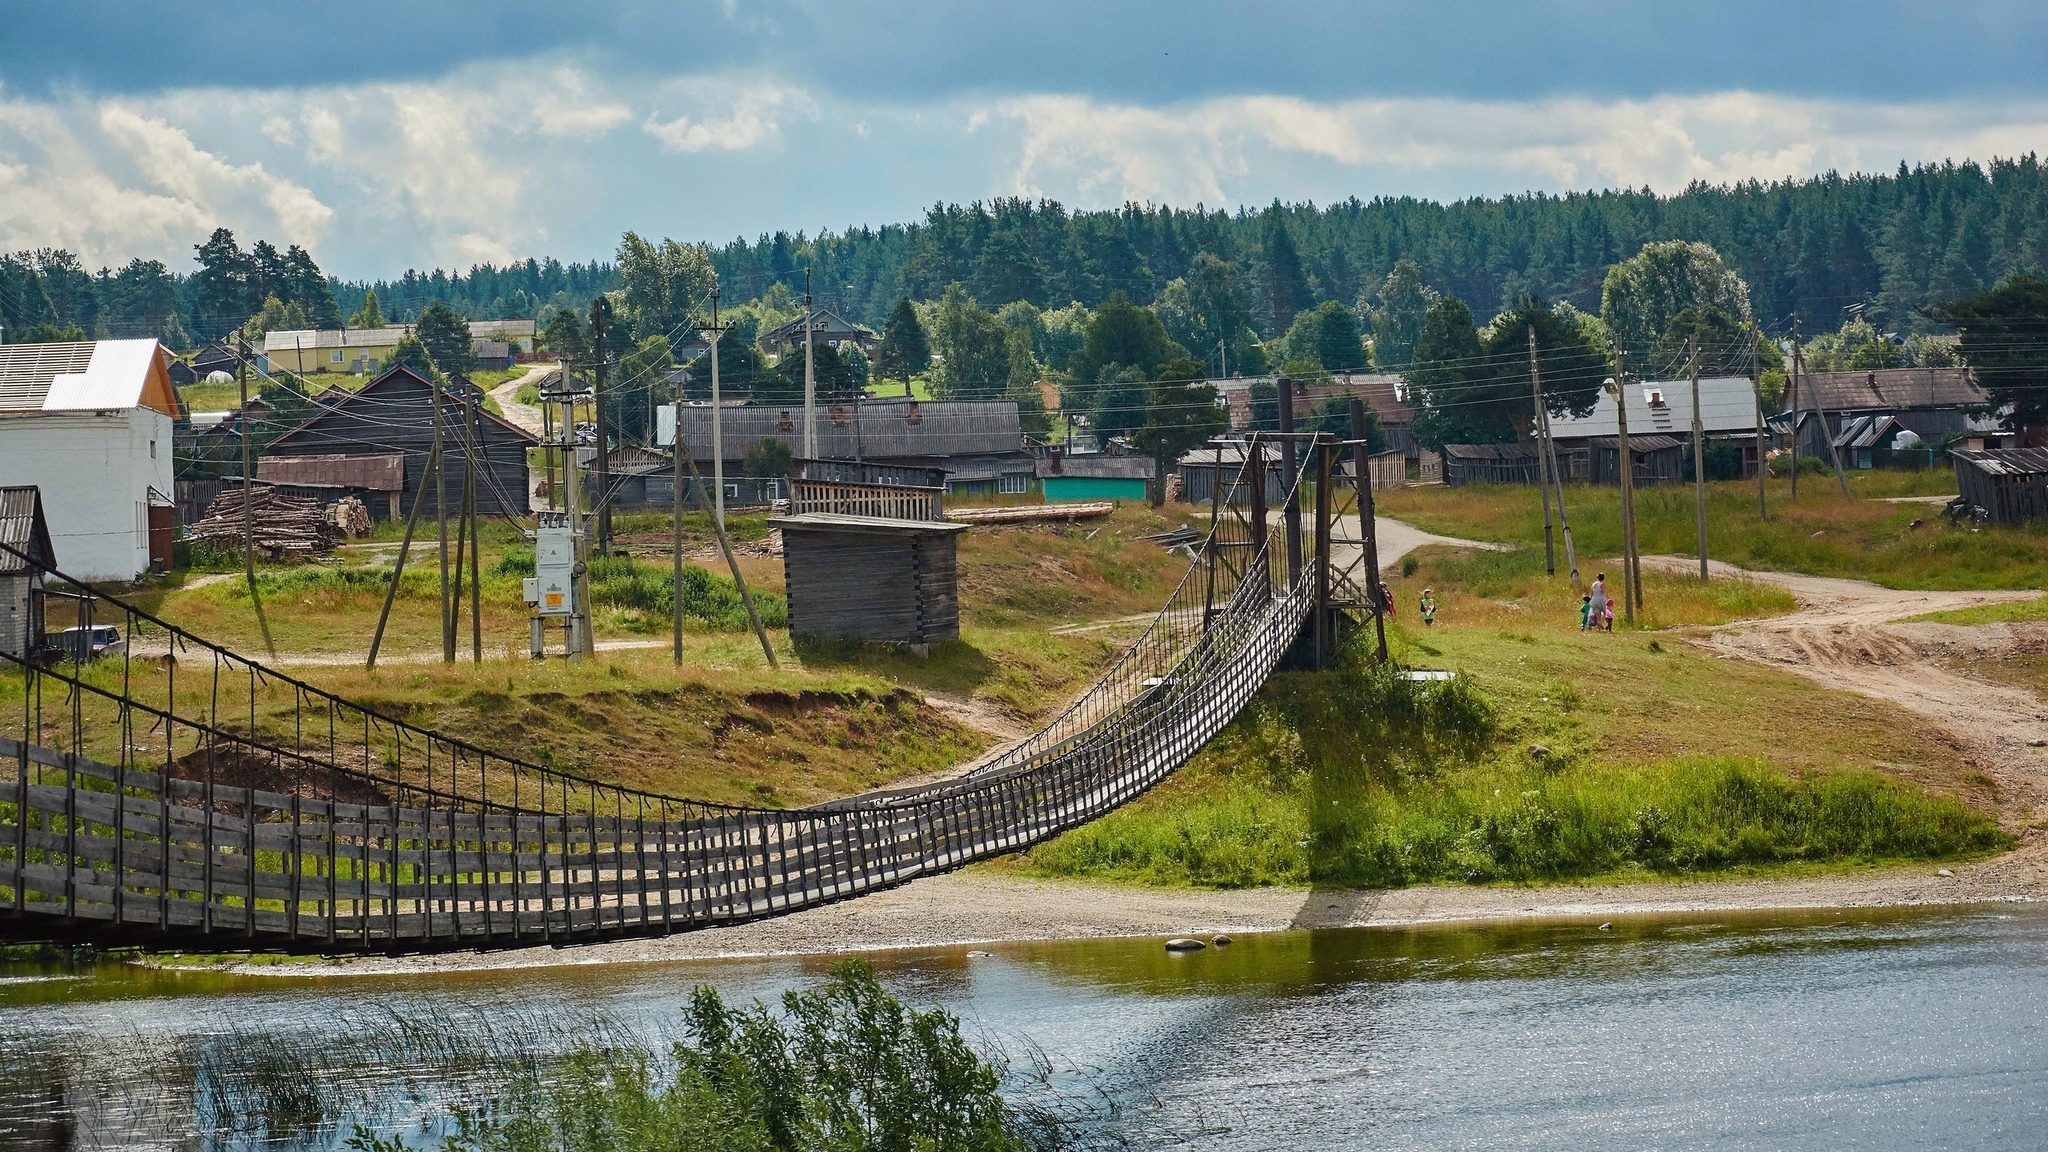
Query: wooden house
[
  {"left": 260, "top": 365, "right": 537, "bottom": 519},
  {"left": 1796, "top": 368, "right": 1995, "bottom": 444},
  {"left": 0, "top": 486, "right": 55, "bottom": 659},
  {"left": 757, "top": 308, "right": 878, "bottom": 358},
  {"left": 1442, "top": 443, "right": 1541, "bottom": 485},
  {"left": 0, "top": 339, "right": 181, "bottom": 579},
  {"left": 1036, "top": 454, "right": 1153, "bottom": 502},
  {"left": 1550, "top": 375, "right": 1765, "bottom": 479},
  {"left": 1952, "top": 448, "right": 2048, "bottom": 526},
  {"left": 674, "top": 398, "right": 1031, "bottom": 498},
  {"left": 777, "top": 477, "right": 965, "bottom": 651}
]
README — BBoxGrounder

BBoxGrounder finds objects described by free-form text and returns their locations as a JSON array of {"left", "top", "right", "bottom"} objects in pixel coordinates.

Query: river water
[{"left": 2, "top": 904, "right": 2045, "bottom": 1150}]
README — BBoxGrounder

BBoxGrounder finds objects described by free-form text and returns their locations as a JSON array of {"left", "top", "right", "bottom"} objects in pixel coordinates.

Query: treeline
[
  {"left": 709, "top": 156, "right": 2048, "bottom": 344},
  {"left": 7, "top": 156, "right": 2045, "bottom": 359}
]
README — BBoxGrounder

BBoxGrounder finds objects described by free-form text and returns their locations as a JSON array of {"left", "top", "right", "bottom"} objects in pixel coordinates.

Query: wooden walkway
[{"left": 3, "top": 438, "right": 1367, "bottom": 953}]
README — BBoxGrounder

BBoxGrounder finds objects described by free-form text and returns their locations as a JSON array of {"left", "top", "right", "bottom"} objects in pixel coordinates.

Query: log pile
[
  {"left": 945, "top": 502, "right": 1114, "bottom": 524},
  {"left": 333, "top": 496, "right": 373, "bottom": 539},
  {"left": 190, "top": 484, "right": 343, "bottom": 558}
]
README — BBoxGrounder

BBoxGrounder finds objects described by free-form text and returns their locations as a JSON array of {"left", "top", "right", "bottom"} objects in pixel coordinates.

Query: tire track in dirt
[{"left": 1642, "top": 555, "right": 2048, "bottom": 850}]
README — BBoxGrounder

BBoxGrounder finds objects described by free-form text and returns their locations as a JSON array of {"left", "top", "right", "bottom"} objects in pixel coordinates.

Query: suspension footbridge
[{"left": 2, "top": 435, "right": 1380, "bottom": 953}]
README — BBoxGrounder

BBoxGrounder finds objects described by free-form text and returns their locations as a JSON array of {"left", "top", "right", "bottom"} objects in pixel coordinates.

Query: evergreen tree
[
  {"left": 1365, "top": 259, "right": 1437, "bottom": 370},
  {"left": 390, "top": 333, "right": 436, "bottom": 377},
  {"left": 190, "top": 228, "right": 252, "bottom": 339},
  {"left": 875, "top": 297, "right": 930, "bottom": 396},
  {"left": 1930, "top": 275, "right": 2048, "bottom": 428},
  {"left": 1255, "top": 202, "right": 1311, "bottom": 337},
  {"left": 415, "top": 299, "right": 476, "bottom": 376},
  {"left": 1063, "top": 290, "right": 1187, "bottom": 406},
  {"left": 349, "top": 288, "right": 386, "bottom": 329}
]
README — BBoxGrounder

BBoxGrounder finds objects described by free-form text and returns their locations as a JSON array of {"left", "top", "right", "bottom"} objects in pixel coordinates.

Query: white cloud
[
  {"left": 0, "top": 95, "right": 330, "bottom": 265},
  {"left": 643, "top": 83, "right": 816, "bottom": 153},
  {"left": 990, "top": 91, "right": 2048, "bottom": 205},
  {"left": 530, "top": 68, "right": 632, "bottom": 137}
]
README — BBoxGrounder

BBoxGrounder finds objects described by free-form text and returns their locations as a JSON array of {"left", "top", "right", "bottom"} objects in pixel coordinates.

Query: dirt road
[
  {"left": 489, "top": 364, "right": 552, "bottom": 436},
  {"left": 1642, "top": 554, "right": 2048, "bottom": 840}
]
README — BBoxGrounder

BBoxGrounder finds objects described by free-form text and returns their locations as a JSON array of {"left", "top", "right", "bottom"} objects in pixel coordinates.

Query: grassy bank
[
  {"left": 1019, "top": 540, "right": 2006, "bottom": 889},
  {"left": 1374, "top": 470, "right": 2048, "bottom": 591}
]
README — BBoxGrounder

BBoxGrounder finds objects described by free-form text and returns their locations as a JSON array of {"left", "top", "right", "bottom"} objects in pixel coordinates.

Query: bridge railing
[{"left": 1, "top": 436, "right": 1356, "bottom": 950}]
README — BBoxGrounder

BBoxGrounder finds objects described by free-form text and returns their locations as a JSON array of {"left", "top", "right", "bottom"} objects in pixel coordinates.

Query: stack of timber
[
  {"left": 945, "top": 501, "right": 1114, "bottom": 524},
  {"left": 190, "top": 484, "right": 343, "bottom": 558},
  {"left": 334, "top": 496, "right": 373, "bottom": 538}
]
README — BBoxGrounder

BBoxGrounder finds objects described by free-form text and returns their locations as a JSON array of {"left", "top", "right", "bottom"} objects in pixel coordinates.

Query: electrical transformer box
[{"left": 530, "top": 525, "right": 577, "bottom": 616}]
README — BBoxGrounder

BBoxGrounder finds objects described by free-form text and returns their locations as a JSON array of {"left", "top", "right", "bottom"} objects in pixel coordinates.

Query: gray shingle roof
[
  {"left": 1801, "top": 368, "right": 1986, "bottom": 413},
  {"left": 676, "top": 399, "right": 1020, "bottom": 460}
]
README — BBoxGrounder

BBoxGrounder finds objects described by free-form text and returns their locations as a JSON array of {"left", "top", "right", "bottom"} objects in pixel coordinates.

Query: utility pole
[
  {"left": 591, "top": 296, "right": 612, "bottom": 554},
  {"left": 1528, "top": 326, "right": 1555, "bottom": 576},
  {"left": 431, "top": 365, "right": 453, "bottom": 663},
  {"left": 561, "top": 382, "right": 592, "bottom": 659},
  {"left": 1277, "top": 376, "right": 1301, "bottom": 588},
  {"left": 1611, "top": 341, "right": 1639, "bottom": 624},
  {"left": 709, "top": 289, "right": 726, "bottom": 527},
  {"left": 467, "top": 380, "right": 483, "bottom": 661},
  {"left": 1804, "top": 336, "right": 1854, "bottom": 500},
  {"left": 1751, "top": 316, "right": 1767, "bottom": 519},
  {"left": 803, "top": 270, "right": 817, "bottom": 461},
  {"left": 234, "top": 328, "right": 274, "bottom": 656},
  {"left": 1788, "top": 315, "right": 1801, "bottom": 502},
  {"left": 1218, "top": 339, "right": 1227, "bottom": 380},
  {"left": 1689, "top": 333, "right": 1708, "bottom": 580},
  {"left": 1531, "top": 341, "right": 1578, "bottom": 584}
]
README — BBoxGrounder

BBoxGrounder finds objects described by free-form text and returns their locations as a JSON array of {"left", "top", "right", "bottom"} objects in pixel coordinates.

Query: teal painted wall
[{"left": 1043, "top": 476, "right": 1146, "bottom": 502}]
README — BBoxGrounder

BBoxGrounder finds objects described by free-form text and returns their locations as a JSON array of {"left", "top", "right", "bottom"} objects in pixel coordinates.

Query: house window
[
  {"left": 332, "top": 349, "right": 345, "bottom": 363},
  {"left": 997, "top": 472, "right": 1029, "bottom": 495},
  {"left": 149, "top": 439, "right": 156, "bottom": 459}
]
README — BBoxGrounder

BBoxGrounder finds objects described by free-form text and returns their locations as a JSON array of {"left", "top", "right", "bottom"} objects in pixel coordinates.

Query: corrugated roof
[
  {"left": 677, "top": 399, "right": 1020, "bottom": 460},
  {"left": 1036, "top": 455, "right": 1157, "bottom": 480},
  {"left": 0, "top": 339, "right": 172, "bottom": 415},
  {"left": 777, "top": 511, "right": 968, "bottom": 534},
  {"left": 1953, "top": 447, "right": 2048, "bottom": 476},
  {"left": 1801, "top": 368, "right": 1986, "bottom": 413},
  {"left": 0, "top": 485, "right": 54, "bottom": 574},
  {"left": 258, "top": 453, "right": 406, "bottom": 490},
  {"left": 1589, "top": 434, "right": 1684, "bottom": 451},
  {"left": 1549, "top": 376, "right": 1761, "bottom": 440},
  {"left": 1176, "top": 442, "right": 1282, "bottom": 467}
]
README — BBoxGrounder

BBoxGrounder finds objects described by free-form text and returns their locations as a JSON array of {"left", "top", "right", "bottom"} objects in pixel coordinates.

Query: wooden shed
[
  {"left": 1953, "top": 448, "right": 2048, "bottom": 526},
  {"left": 1176, "top": 442, "right": 1287, "bottom": 506},
  {"left": 0, "top": 486, "right": 55, "bottom": 660},
  {"left": 1442, "top": 443, "right": 1541, "bottom": 485},
  {"left": 1589, "top": 434, "right": 1685, "bottom": 486},
  {"left": 777, "top": 478, "right": 966, "bottom": 651}
]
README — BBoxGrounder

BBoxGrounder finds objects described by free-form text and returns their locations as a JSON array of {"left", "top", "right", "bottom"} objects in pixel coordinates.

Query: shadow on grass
[{"left": 794, "top": 635, "right": 997, "bottom": 696}]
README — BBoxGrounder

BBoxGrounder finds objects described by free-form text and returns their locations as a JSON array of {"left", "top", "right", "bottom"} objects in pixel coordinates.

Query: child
[
  {"left": 1419, "top": 588, "right": 1437, "bottom": 627},
  {"left": 1601, "top": 598, "right": 1616, "bottom": 632},
  {"left": 1580, "top": 593, "right": 1593, "bottom": 631}
]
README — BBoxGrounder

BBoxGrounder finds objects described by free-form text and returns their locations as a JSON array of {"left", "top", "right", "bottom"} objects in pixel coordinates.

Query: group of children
[
  {"left": 1391, "top": 575, "right": 1617, "bottom": 632},
  {"left": 1580, "top": 572, "right": 1616, "bottom": 632}
]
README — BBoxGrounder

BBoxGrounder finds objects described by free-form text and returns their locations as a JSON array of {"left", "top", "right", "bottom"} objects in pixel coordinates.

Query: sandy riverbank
[{"left": 196, "top": 848, "right": 2047, "bottom": 976}]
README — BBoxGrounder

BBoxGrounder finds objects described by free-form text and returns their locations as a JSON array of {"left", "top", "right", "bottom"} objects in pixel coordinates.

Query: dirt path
[
  {"left": 1641, "top": 554, "right": 2048, "bottom": 839},
  {"left": 489, "top": 364, "right": 553, "bottom": 437}
]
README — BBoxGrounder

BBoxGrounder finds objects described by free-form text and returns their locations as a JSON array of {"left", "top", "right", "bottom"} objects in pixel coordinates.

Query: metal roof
[
  {"left": 776, "top": 511, "right": 968, "bottom": 534},
  {"left": 1442, "top": 442, "right": 1541, "bottom": 460},
  {"left": 1036, "top": 455, "right": 1157, "bottom": 480},
  {"left": 1589, "top": 434, "right": 1683, "bottom": 451},
  {"left": 1548, "top": 376, "right": 1760, "bottom": 440},
  {"left": 676, "top": 399, "right": 1021, "bottom": 460},
  {"left": 1176, "top": 441, "right": 1282, "bottom": 467},
  {"left": 1953, "top": 447, "right": 2048, "bottom": 477},
  {"left": 258, "top": 453, "right": 407, "bottom": 491},
  {"left": 0, "top": 339, "right": 175, "bottom": 416},
  {"left": 1800, "top": 368, "right": 1986, "bottom": 413},
  {"left": 0, "top": 486, "right": 54, "bottom": 574}
]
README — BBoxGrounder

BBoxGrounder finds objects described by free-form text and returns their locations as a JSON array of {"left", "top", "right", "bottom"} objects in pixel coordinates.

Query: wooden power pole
[
  {"left": 432, "top": 370, "right": 452, "bottom": 663},
  {"left": 1611, "top": 341, "right": 1640, "bottom": 624},
  {"left": 591, "top": 296, "right": 612, "bottom": 554},
  {"left": 1690, "top": 333, "right": 1708, "bottom": 580},
  {"left": 1528, "top": 326, "right": 1555, "bottom": 576},
  {"left": 1751, "top": 316, "right": 1767, "bottom": 519},
  {"left": 234, "top": 329, "right": 275, "bottom": 656}
]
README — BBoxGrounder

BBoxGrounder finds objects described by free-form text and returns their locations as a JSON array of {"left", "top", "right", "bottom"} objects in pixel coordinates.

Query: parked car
[{"left": 52, "top": 625, "right": 125, "bottom": 663}]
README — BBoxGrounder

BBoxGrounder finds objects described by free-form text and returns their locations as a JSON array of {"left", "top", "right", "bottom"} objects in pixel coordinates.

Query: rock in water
[
  {"left": 1211, "top": 934, "right": 1233, "bottom": 946},
  {"left": 1165, "top": 937, "right": 1207, "bottom": 952}
]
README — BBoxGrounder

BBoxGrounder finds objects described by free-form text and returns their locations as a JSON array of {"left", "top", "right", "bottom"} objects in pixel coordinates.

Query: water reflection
[{"left": 2, "top": 905, "right": 2046, "bottom": 1150}]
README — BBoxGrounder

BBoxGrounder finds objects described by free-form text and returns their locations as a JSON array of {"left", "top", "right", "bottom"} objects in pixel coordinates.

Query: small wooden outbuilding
[
  {"left": 1441, "top": 443, "right": 1541, "bottom": 485},
  {"left": 1953, "top": 448, "right": 2048, "bottom": 525},
  {"left": 778, "top": 477, "right": 966, "bottom": 651},
  {"left": 1589, "top": 434, "right": 1685, "bottom": 486},
  {"left": 0, "top": 486, "right": 55, "bottom": 660}
]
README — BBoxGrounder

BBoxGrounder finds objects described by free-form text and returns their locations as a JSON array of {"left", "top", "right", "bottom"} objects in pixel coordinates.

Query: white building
[{"left": 0, "top": 340, "right": 181, "bottom": 581}]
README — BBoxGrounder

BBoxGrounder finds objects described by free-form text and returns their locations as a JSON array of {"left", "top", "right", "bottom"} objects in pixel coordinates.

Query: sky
[{"left": 5, "top": 1, "right": 2048, "bottom": 280}]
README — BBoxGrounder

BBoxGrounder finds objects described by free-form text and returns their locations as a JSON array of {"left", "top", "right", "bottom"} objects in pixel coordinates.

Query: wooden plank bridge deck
[{"left": 3, "top": 437, "right": 1375, "bottom": 953}]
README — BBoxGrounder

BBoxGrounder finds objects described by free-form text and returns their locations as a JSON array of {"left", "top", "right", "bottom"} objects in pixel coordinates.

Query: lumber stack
[
  {"left": 190, "top": 484, "right": 343, "bottom": 558},
  {"left": 945, "top": 502, "right": 1114, "bottom": 524}
]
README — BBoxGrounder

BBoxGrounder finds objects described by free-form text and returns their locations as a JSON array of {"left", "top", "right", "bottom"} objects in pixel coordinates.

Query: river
[{"left": 3, "top": 904, "right": 2045, "bottom": 1149}]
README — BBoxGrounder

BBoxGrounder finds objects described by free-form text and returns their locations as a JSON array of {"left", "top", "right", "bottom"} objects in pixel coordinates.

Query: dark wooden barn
[
  {"left": 777, "top": 477, "right": 965, "bottom": 651},
  {"left": 1589, "top": 434, "right": 1685, "bottom": 486},
  {"left": 1953, "top": 448, "right": 2048, "bottom": 525},
  {"left": 1442, "top": 443, "right": 1541, "bottom": 485},
  {"left": 1176, "top": 442, "right": 1287, "bottom": 506},
  {"left": 0, "top": 486, "right": 55, "bottom": 659},
  {"left": 260, "top": 366, "right": 537, "bottom": 519}
]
